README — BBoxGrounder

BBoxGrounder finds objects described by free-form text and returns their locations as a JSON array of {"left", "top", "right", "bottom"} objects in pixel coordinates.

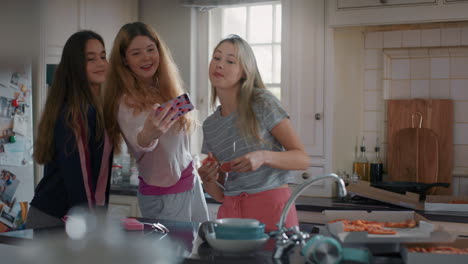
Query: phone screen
[{"left": 155, "top": 93, "right": 194, "bottom": 119}]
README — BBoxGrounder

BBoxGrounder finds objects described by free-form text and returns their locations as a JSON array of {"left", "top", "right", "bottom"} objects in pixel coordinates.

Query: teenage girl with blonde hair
[
  {"left": 104, "top": 22, "right": 208, "bottom": 222},
  {"left": 198, "top": 35, "right": 310, "bottom": 231}
]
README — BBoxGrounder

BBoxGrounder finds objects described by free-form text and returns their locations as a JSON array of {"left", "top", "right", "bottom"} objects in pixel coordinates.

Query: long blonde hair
[
  {"left": 211, "top": 35, "right": 266, "bottom": 141},
  {"left": 34, "top": 30, "right": 106, "bottom": 164},
  {"left": 104, "top": 22, "right": 193, "bottom": 153}
]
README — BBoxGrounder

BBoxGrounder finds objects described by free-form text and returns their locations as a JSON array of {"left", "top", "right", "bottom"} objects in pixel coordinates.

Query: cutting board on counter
[
  {"left": 387, "top": 99, "right": 453, "bottom": 195},
  {"left": 346, "top": 181, "right": 423, "bottom": 210}
]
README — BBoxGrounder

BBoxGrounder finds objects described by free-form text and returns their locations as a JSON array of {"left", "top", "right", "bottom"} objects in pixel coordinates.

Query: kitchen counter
[
  {"left": 110, "top": 183, "right": 138, "bottom": 196},
  {"left": 112, "top": 183, "right": 468, "bottom": 224},
  {"left": 0, "top": 218, "right": 406, "bottom": 264}
]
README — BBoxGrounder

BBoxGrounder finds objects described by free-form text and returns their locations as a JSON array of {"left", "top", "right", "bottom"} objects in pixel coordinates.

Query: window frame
[{"left": 210, "top": 2, "right": 282, "bottom": 99}]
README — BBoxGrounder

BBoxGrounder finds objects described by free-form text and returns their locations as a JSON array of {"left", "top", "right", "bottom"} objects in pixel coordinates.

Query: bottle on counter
[
  {"left": 353, "top": 136, "right": 369, "bottom": 181},
  {"left": 370, "top": 137, "right": 384, "bottom": 184}
]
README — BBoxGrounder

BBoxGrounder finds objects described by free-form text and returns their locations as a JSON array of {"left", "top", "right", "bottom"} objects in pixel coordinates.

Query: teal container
[{"left": 214, "top": 223, "right": 266, "bottom": 240}]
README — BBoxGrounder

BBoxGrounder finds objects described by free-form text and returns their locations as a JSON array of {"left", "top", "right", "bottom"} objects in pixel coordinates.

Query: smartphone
[{"left": 155, "top": 93, "right": 195, "bottom": 119}]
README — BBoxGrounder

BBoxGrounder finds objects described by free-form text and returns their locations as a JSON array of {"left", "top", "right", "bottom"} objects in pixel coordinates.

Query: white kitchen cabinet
[
  {"left": 282, "top": 0, "right": 325, "bottom": 159},
  {"left": 327, "top": 0, "right": 468, "bottom": 26},
  {"left": 42, "top": 0, "right": 138, "bottom": 64},
  {"left": 337, "top": 0, "right": 436, "bottom": 9},
  {"left": 109, "top": 194, "right": 141, "bottom": 217},
  {"left": 43, "top": 0, "right": 80, "bottom": 64},
  {"left": 282, "top": 1, "right": 336, "bottom": 197},
  {"left": 290, "top": 166, "right": 336, "bottom": 198}
]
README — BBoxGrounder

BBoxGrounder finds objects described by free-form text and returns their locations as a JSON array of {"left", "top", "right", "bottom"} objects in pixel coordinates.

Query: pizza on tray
[
  {"left": 408, "top": 246, "right": 468, "bottom": 254},
  {"left": 328, "top": 219, "right": 417, "bottom": 235}
]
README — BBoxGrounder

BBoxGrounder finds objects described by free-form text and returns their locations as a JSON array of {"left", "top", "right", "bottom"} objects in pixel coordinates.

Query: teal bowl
[{"left": 214, "top": 222, "right": 266, "bottom": 240}]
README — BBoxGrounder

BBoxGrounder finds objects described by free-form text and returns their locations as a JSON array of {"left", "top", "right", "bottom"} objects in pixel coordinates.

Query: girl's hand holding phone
[{"left": 137, "top": 103, "right": 180, "bottom": 147}]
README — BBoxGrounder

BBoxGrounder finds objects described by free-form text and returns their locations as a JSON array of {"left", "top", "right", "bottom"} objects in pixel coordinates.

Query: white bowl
[
  {"left": 214, "top": 218, "right": 260, "bottom": 227},
  {"left": 205, "top": 232, "right": 269, "bottom": 254}
]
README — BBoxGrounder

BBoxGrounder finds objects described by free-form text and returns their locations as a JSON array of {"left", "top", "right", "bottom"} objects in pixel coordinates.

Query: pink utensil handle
[{"left": 122, "top": 218, "right": 144, "bottom": 231}]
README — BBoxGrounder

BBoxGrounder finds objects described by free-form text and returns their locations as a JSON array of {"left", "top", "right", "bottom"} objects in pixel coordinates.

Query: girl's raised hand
[{"left": 138, "top": 103, "right": 180, "bottom": 147}]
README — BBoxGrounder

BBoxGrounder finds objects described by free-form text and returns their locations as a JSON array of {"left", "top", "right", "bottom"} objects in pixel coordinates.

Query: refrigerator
[{"left": 0, "top": 61, "right": 34, "bottom": 231}]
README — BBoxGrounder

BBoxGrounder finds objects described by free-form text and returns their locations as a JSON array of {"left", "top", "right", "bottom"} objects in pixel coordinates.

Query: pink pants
[{"left": 217, "top": 187, "right": 299, "bottom": 232}]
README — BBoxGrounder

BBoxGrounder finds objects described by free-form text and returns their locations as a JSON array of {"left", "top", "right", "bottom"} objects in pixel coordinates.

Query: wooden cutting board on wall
[
  {"left": 387, "top": 99, "right": 453, "bottom": 195},
  {"left": 392, "top": 125, "right": 439, "bottom": 185}
]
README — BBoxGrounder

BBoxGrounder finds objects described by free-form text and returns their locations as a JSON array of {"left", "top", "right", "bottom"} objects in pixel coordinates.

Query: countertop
[
  {"left": 110, "top": 184, "right": 468, "bottom": 224},
  {"left": 0, "top": 218, "right": 406, "bottom": 264}
]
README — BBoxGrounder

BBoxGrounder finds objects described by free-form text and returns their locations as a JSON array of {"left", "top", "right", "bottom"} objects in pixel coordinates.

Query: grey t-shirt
[{"left": 201, "top": 88, "right": 296, "bottom": 196}]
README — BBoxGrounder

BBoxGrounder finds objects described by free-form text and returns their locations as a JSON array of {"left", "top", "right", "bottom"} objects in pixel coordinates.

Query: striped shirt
[{"left": 202, "top": 88, "right": 296, "bottom": 196}]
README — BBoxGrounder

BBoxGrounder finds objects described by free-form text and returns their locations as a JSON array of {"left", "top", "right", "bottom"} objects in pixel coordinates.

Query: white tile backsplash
[
  {"left": 402, "top": 30, "right": 421, "bottom": 47},
  {"left": 430, "top": 58, "right": 450, "bottom": 79},
  {"left": 364, "top": 111, "right": 379, "bottom": 131},
  {"left": 461, "top": 28, "right": 468, "bottom": 45},
  {"left": 390, "top": 80, "right": 411, "bottom": 98},
  {"left": 454, "top": 145, "right": 468, "bottom": 168},
  {"left": 449, "top": 47, "right": 468, "bottom": 56},
  {"left": 363, "top": 131, "right": 379, "bottom": 151},
  {"left": 409, "top": 48, "right": 429, "bottom": 58},
  {"left": 421, "top": 29, "right": 441, "bottom": 47},
  {"left": 391, "top": 59, "right": 410, "bottom": 79},
  {"left": 429, "top": 48, "right": 449, "bottom": 57},
  {"left": 430, "top": 79, "right": 451, "bottom": 98},
  {"left": 410, "top": 80, "right": 430, "bottom": 98},
  {"left": 452, "top": 176, "right": 461, "bottom": 196},
  {"left": 365, "top": 29, "right": 468, "bottom": 175},
  {"left": 410, "top": 58, "right": 430, "bottom": 79},
  {"left": 365, "top": 32, "right": 383, "bottom": 49},
  {"left": 383, "top": 80, "right": 391, "bottom": 99},
  {"left": 454, "top": 101, "right": 468, "bottom": 123},
  {"left": 441, "top": 28, "right": 461, "bottom": 46},
  {"left": 384, "top": 49, "right": 409, "bottom": 59},
  {"left": 364, "top": 70, "right": 380, "bottom": 90},
  {"left": 450, "top": 57, "right": 468, "bottom": 79},
  {"left": 459, "top": 178, "right": 468, "bottom": 196},
  {"left": 384, "top": 31, "right": 402, "bottom": 48},
  {"left": 364, "top": 49, "right": 381, "bottom": 70},
  {"left": 454, "top": 124, "right": 468, "bottom": 145},
  {"left": 364, "top": 90, "right": 383, "bottom": 111},
  {"left": 451, "top": 79, "right": 468, "bottom": 100}
]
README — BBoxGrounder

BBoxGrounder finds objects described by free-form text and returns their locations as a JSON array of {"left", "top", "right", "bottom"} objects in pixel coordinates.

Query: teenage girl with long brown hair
[
  {"left": 27, "top": 30, "right": 112, "bottom": 229},
  {"left": 103, "top": 22, "right": 208, "bottom": 222}
]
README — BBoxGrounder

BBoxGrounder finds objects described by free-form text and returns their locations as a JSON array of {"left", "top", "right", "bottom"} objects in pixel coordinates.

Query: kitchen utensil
[
  {"left": 370, "top": 181, "right": 450, "bottom": 200},
  {"left": 390, "top": 112, "right": 439, "bottom": 194},
  {"left": 123, "top": 218, "right": 169, "bottom": 233},
  {"left": 301, "top": 235, "right": 372, "bottom": 264},
  {"left": 387, "top": 99, "right": 453, "bottom": 195}
]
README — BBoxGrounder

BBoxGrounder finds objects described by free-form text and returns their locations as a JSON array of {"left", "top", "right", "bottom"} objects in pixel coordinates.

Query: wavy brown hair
[
  {"left": 211, "top": 35, "right": 266, "bottom": 141},
  {"left": 34, "top": 30, "right": 106, "bottom": 164},
  {"left": 104, "top": 22, "right": 193, "bottom": 153}
]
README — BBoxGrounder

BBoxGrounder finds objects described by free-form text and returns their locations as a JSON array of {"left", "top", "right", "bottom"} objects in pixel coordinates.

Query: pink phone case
[{"left": 155, "top": 93, "right": 194, "bottom": 119}]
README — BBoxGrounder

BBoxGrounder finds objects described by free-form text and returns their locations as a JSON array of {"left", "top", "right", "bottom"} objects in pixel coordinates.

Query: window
[{"left": 211, "top": 2, "right": 282, "bottom": 100}]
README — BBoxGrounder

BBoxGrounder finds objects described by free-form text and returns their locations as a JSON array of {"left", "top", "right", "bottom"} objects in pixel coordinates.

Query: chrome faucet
[{"left": 272, "top": 173, "right": 347, "bottom": 260}]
